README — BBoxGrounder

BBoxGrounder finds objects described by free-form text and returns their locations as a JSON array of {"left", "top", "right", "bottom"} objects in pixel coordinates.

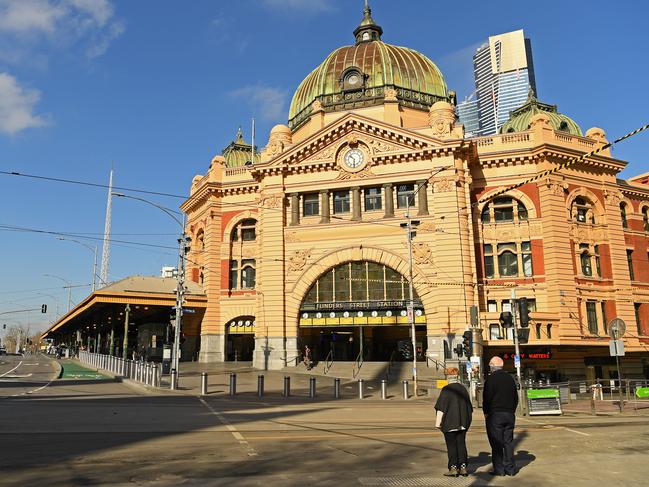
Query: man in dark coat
[
  {"left": 483, "top": 356, "right": 519, "bottom": 476},
  {"left": 434, "top": 380, "right": 473, "bottom": 477}
]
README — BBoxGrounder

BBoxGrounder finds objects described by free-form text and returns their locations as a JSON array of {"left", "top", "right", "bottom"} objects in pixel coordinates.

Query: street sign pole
[
  {"left": 608, "top": 318, "right": 627, "bottom": 413},
  {"left": 510, "top": 289, "right": 525, "bottom": 415}
]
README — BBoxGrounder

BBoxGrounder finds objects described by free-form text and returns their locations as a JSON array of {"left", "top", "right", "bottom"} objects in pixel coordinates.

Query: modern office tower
[
  {"left": 456, "top": 98, "right": 479, "bottom": 136},
  {"left": 469, "top": 30, "right": 537, "bottom": 136}
]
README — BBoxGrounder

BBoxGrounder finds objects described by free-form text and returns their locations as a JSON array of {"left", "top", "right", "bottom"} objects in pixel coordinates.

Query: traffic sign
[
  {"left": 183, "top": 308, "right": 196, "bottom": 314},
  {"left": 608, "top": 318, "right": 626, "bottom": 340},
  {"left": 514, "top": 354, "right": 521, "bottom": 368},
  {"left": 609, "top": 339, "right": 625, "bottom": 357}
]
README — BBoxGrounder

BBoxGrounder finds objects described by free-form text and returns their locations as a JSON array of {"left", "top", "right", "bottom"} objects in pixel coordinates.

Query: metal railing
[
  {"left": 78, "top": 351, "right": 162, "bottom": 388},
  {"left": 426, "top": 355, "right": 446, "bottom": 372},
  {"left": 352, "top": 349, "right": 364, "bottom": 378},
  {"left": 323, "top": 349, "right": 334, "bottom": 375}
]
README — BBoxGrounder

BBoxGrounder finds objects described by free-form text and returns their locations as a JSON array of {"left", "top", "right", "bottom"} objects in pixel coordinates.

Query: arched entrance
[
  {"left": 299, "top": 261, "right": 427, "bottom": 362},
  {"left": 226, "top": 316, "right": 255, "bottom": 361}
]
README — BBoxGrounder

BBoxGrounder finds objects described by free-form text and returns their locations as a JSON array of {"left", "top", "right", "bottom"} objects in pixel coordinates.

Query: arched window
[
  {"left": 620, "top": 203, "right": 628, "bottom": 229},
  {"left": 481, "top": 197, "right": 528, "bottom": 223},
  {"left": 231, "top": 219, "right": 257, "bottom": 242},
  {"left": 643, "top": 207, "right": 649, "bottom": 232},
  {"left": 573, "top": 197, "right": 595, "bottom": 224},
  {"left": 497, "top": 243, "right": 518, "bottom": 276},
  {"left": 196, "top": 230, "right": 205, "bottom": 251},
  {"left": 302, "top": 262, "right": 420, "bottom": 305},
  {"left": 483, "top": 241, "right": 533, "bottom": 279}
]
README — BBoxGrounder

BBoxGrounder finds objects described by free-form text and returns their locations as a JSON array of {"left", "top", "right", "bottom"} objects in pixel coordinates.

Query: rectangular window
[
  {"left": 229, "top": 261, "right": 238, "bottom": 290},
  {"left": 364, "top": 187, "right": 382, "bottom": 211},
  {"left": 586, "top": 301, "right": 598, "bottom": 334},
  {"left": 526, "top": 298, "right": 537, "bottom": 312},
  {"left": 367, "top": 263, "right": 384, "bottom": 301},
  {"left": 522, "top": 241, "right": 533, "bottom": 277},
  {"left": 627, "top": 250, "right": 635, "bottom": 281},
  {"left": 601, "top": 302, "right": 608, "bottom": 335},
  {"left": 594, "top": 245, "right": 601, "bottom": 277},
  {"left": 493, "top": 200, "right": 514, "bottom": 222},
  {"left": 350, "top": 262, "right": 367, "bottom": 301},
  {"left": 487, "top": 300, "right": 497, "bottom": 312},
  {"left": 241, "top": 259, "right": 256, "bottom": 289},
  {"left": 318, "top": 271, "right": 334, "bottom": 302},
  {"left": 635, "top": 303, "right": 642, "bottom": 335},
  {"left": 484, "top": 244, "right": 494, "bottom": 278},
  {"left": 489, "top": 324, "right": 501, "bottom": 340},
  {"left": 385, "top": 267, "right": 403, "bottom": 300},
  {"left": 303, "top": 193, "right": 319, "bottom": 216},
  {"left": 241, "top": 227, "right": 256, "bottom": 241},
  {"left": 396, "top": 184, "right": 415, "bottom": 209},
  {"left": 502, "top": 301, "right": 512, "bottom": 313},
  {"left": 547, "top": 324, "right": 552, "bottom": 339},
  {"left": 333, "top": 190, "right": 350, "bottom": 214},
  {"left": 535, "top": 324, "right": 541, "bottom": 340}
]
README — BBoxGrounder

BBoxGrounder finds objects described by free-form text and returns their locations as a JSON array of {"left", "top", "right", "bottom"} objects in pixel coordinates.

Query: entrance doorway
[
  {"left": 226, "top": 334, "right": 254, "bottom": 361},
  {"left": 299, "top": 325, "right": 427, "bottom": 362}
]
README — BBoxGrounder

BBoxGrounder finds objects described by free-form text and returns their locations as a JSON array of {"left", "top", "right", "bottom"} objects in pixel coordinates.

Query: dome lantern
[{"left": 353, "top": 0, "right": 383, "bottom": 45}]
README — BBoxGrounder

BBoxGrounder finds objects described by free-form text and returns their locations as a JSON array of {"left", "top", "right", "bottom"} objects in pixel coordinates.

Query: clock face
[
  {"left": 347, "top": 74, "right": 360, "bottom": 85},
  {"left": 344, "top": 148, "right": 364, "bottom": 169}
]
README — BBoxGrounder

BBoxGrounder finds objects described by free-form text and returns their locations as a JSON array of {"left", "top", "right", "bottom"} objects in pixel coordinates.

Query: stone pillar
[
  {"left": 351, "top": 187, "right": 361, "bottom": 221},
  {"left": 417, "top": 180, "right": 429, "bottom": 216},
  {"left": 289, "top": 193, "right": 299, "bottom": 226},
  {"left": 383, "top": 183, "right": 394, "bottom": 218},
  {"left": 320, "top": 189, "right": 330, "bottom": 223},
  {"left": 109, "top": 324, "right": 115, "bottom": 356}
]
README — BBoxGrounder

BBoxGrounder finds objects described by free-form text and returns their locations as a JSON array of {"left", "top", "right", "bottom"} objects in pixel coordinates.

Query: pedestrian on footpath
[
  {"left": 434, "top": 378, "right": 473, "bottom": 477},
  {"left": 483, "top": 356, "right": 519, "bottom": 476}
]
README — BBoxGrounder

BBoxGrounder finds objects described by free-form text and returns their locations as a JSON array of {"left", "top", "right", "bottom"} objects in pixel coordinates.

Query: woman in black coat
[{"left": 434, "top": 381, "right": 473, "bottom": 477}]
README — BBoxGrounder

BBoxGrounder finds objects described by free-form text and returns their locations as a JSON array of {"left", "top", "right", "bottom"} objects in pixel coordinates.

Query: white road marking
[
  {"left": 0, "top": 373, "right": 33, "bottom": 378},
  {"left": 519, "top": 416, "right": 591, "bottom": 437},
  {"left": 198, "top": 397, "right": 258, "bottom": 457},
  {"left": 0, "top": 360, "right": 23, "bottom": 377}
]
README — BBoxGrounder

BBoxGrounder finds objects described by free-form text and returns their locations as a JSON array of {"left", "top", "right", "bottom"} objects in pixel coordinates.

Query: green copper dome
[
  {"left": 500, "top": 91, "right": 582, "bottom": 136},
  {"left": 222, "top": 128, "right": 260, "bottom": 168},
  {"left": 288, "top": 2, "right": 449, "bottom": 129}
]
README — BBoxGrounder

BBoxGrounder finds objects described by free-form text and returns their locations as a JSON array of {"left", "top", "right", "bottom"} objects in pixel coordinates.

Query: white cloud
[
  {"left": 262, "top": 0, "right": 335, "bottom": 14},
  {"left": 229, "top": 85, "right": 288, "bottom": 122},
  {"left": 0, "top": 0, "right": 124, "bottom": 59},
  {"left": 0, "top": 72, "right": 47, "bottom": 135}
]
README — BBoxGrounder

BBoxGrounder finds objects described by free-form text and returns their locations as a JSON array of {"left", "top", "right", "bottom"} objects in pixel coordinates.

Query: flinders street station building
[{"left": 46, "top": 4, "right": 649, "bottom": 382}]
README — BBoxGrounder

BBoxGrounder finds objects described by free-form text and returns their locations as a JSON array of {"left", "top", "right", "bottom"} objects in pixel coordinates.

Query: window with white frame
[
  {"left": 231, "top": 219, "right": 257, "bottom": 242},
  {"left": 577, "top": 242, "right": 600, "bottom": 277},
  {"left": 481, "top": 197, "right": 528, "bottom": 223},
  {"left": 489, "top": 324, "right": 501, "bottom": 340},
  {"left": 483, "top": 241, "right": 533, "bottom": 279},
  {"left": 572, "top": 196, "right": 596, "bottom": 224}
]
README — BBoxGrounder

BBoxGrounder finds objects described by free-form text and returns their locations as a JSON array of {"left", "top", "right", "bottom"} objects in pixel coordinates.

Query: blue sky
[{"left": 1, "top": 0, "right": 648, "bottom": 333}]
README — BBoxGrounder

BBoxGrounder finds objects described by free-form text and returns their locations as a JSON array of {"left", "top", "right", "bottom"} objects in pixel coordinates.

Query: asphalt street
[{"left": 1, "top": 355, "right": 649, "bottom": 486}]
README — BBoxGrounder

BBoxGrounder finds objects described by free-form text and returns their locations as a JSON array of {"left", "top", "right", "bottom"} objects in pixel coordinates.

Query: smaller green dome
[
  {"left": 222, "top": 127, "right": 260, "bottom": 168},
  {"left": 500, "top": 90, "right": 582, "bottom": 136}
]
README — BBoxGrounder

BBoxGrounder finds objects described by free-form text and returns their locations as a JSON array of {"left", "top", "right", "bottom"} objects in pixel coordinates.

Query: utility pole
[
  {"left": 172, "top": 224, "right": 189, "bottom": 390},
  {"left": 401, "top": 213, "right": 420, "bottom": 394},
  {"left": 100, "top": 169, "right": 114, "bottom": 288},
  {"left": 122, "top": 304, "right": 130, "bottom": 359},
  {"left": 510, "top": 288, "right": 525, "bottom": 414}
]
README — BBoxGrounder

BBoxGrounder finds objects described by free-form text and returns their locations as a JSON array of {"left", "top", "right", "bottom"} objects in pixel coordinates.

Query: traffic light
[
  {"left": 454, "top": 343, "right": 464, "bottom": 357},
  {"left": 462, "top": 330, "right": 472, "bottom": 357},
  {"left": 518, "top": 298, "right": 530, "bottom": 328},
  {"left": 518, "top": 328, "right": 530, "bottom": 345},
  {"left": 470, "top": 305, "right": 479, "bottom": 328},
  {"left": 2, "top": 324, "right": 5, "bottom": 329},
  {"left": 41, "top": 304, "right": 47, "bottom": 313},
  {"left": 499, "top": 311, "right": 513, "bottom": 328}
]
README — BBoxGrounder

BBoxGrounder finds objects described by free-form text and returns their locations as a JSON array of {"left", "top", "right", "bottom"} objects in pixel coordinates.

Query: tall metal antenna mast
[{"left": 99, "top": 168, "right": 113, "bottom": 287}]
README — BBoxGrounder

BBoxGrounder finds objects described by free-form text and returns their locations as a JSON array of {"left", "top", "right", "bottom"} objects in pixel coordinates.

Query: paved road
[
  {"left": 1, "top": 356, "right": 649, "bottom": 486},
  {"left": 0, "top": 353, "right": 59, "bottom": 398}
]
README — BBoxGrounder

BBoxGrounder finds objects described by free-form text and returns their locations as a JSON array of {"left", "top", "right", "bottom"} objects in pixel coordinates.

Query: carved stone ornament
[
  {"left": 433, "top": 178, "right": 456, "bottom": 193},
  {"left": 285, "top": 231, "right": 300, "bottom": 243},
  {"left": 546, "top": 181, "right": 565, "bottom": 197},
  {"left": 336, "top": 165, "right": 375, "bottom": 181},
  {"left": 432, "top": 118, "right": 451, "bottom": 136},
  {"left": 304, "top": 144, "right": 338, "bottom": 163},
  {"left": 242, "top": 246, "right": 256, "bottom": 258},
  {"left": 259, "top": 194, "right": 283, "bottom": 209},
  {"left": 604, "top": 190, "right": 623, "bottom": 206},
  {"left": 384, "top": 88, "right": 398, "bottom": 100},
  {"left": 412, "top": 242, "right": 433, "bottom": 265},
  {"left": 418, "top": 222, "right": 436, "bottom": 233},
  {"left": 266, "top": 139, "right": 284, "bottom": 157},
  {"left": 368, "top": 138, "right": 398, "bottom": 154},
  {"left": 289, "top": 248, "right": 312, "bottom": 272},
  {"left": 311, "top": 100, "right": 323, "bottom": 112},
  {"left": 569, "top": 223, "right": 592, "bottom": 243}
]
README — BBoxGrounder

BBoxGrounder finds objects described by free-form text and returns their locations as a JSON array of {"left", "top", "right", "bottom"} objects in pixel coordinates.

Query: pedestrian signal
[
  {"left": 499, "top": 311, "right": 513, "bottom": 328},
  {"left": 518, "top": 298, "right": 530, "bottom": 328},
  {"left": 462, "top": 330, "right": 472, "bottom": 357}
]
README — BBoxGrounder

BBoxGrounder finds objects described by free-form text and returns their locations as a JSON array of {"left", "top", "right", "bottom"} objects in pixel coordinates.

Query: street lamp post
[
  {"left": 112, "top": 192, "right": 190, "bottom": 390},
  {"left": 58, "top": 237, "right": 98, "bottom": 292},
  {"left": 44, "top": 274, "right": 72, "bottom": 312},
  {"left": 401, "top": 213, "right": 420, "bottom": 394}
]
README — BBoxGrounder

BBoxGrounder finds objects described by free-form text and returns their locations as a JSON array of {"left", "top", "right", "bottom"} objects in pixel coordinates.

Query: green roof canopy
[{"left": 499, "top": 90, "right": 582, "bottom": 136}]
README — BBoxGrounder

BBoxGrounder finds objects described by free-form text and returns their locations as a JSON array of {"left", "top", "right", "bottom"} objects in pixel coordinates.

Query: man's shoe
[
  {"left": 505, "top": 470, "right": 518, "bottom": 477},
  {"left": 488, "top": 470, "right": 505, "bottom": 476},
  {"left": 458, "top": 465, "right": 468, "bottom": 477},
  {"left": 443, "top": 467, "right": 459, "bottom": 477}
]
